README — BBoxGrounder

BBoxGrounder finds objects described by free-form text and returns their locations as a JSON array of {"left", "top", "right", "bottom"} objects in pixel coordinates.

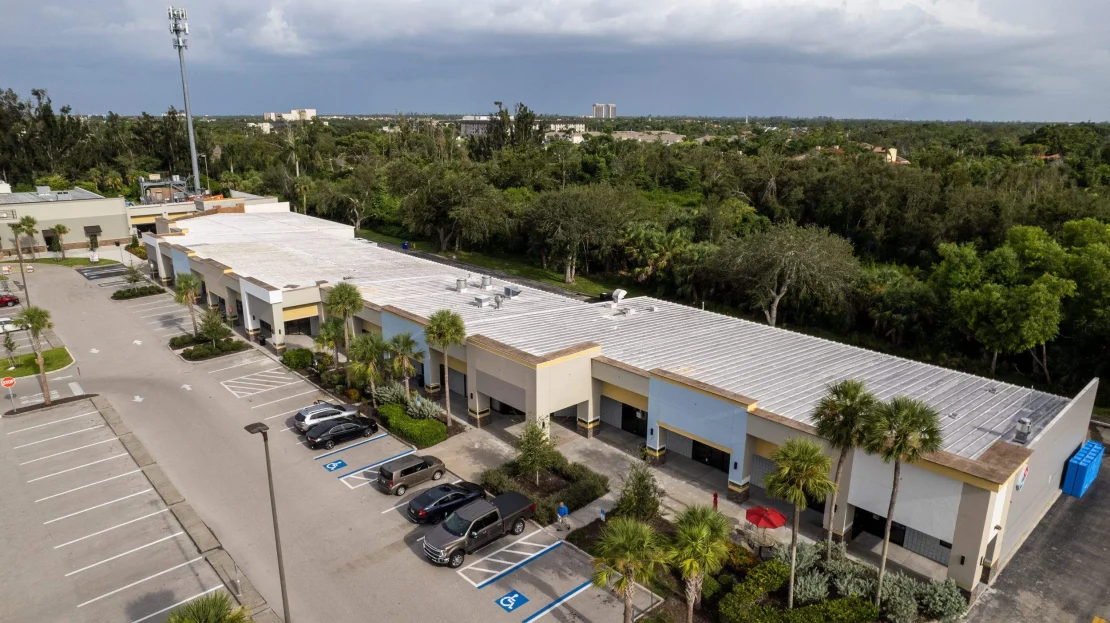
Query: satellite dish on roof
[{"left": 612, "top": 289, "right": 627, "bottom": 304}]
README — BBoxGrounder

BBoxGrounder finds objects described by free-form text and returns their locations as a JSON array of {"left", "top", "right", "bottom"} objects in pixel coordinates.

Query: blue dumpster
[
  {"left": 402, "top": 241, "right": 409, "bottom": 250},
  {"left": 1063, "top": 440, "right": 1104, "bottom": 498}
]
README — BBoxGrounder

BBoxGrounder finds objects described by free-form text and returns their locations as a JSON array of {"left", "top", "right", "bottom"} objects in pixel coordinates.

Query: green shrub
[
  {"left": 915, "top": 579, "right": 967, "bottom": 623},
  {"left": 169, "top": 334, "right": 200, "bottom": 349},
  {"left": 773, "top": 542, "right": 821, "bottom": 576},
  {"left": 794, "top": 571, "right": 830, "bottom": 606},
  {"left": 721, "top": 595, "right": 878, "bottom": 623},
  {"left": 718, "top": 560, "right": 791, "bottom": 622},
  {"left": 181, "top": 339, "right": 247, "bottom": 361},
  {"left": 321, "top": 370, "right": 345, "bottom": 388},
  {"left": 702, "top": 575, "right": 722, "bottom": 602},
  {"left": 405, "top": 397, "right": 444, "bottom": 420},
  {"left": 374, "top": 382, "right": 409, "bottom": 406},
  {"left": 833, "top": 574, "right": 874, "bottom": 600},
  {"left": 282, "top": 348, "right": 313, "bottom": 370},
  {"left": 377, "top": 403, "right": 447, "bottom": 448},
  {"left": 480, "top": 466, "right": 519, "bottom": 497},
  {"left": 725, "top": 540, "right": 758, "bottom": 574},
  {"left": 718, "top": 573, "right": 736, "bottom": 591},
  {"left": 747, "top": 559, "right": 791, "bottom": 594},
  {"left": 612, "top": 459, "right": 665, "bottom": 521},
  {"left": 314, "top": 351, "right": 334, "bottom": 370},
  {"left": 879, "top": 572, "right": 918, "bottom": 623},
  {"left": 480, "top": 456, "right": 608, "bottom": 526},
  {"left": 111, "top": 285, "right": 165, "bottom": 300}
]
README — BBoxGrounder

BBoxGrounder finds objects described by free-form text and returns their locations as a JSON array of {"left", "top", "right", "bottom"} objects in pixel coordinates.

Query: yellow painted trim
[
  {"left": 273, "top": 343, "right": 286, "bottom": 351},
  {"left": 535, "top": 345, "right": 601, "bottom": 369},
  {"left": 576, "top": 419, "right": 600, "bottom": 429},
  {"left": 728, "top": 481, "right": 749, "bottom": 493},
  {"left": 186, "top": 251, "right": 196, "bottom": 258},
  {"left": 753, "top": 438, "right": 779, "bottom": 459},
  {"left": 644, "top": 446, "right": 667, "bottom": 458},
  {"left": 447, "top": 355, "right": 467, "bottom": 374},
  {"left": 600, "top": 382, "right": 649, "bottom": 411},
  {"left": 223, "top": 268, "right": 234, "bottom": 274},
  {"left": 129, "top": 215, "right": 158, "bottom": 225},
  {"left": 650, "top": 372, "right": 757, "bottom": 411},
  {"left": 282, "top": 303, "right": 320, "bottom": 322},
  {"left": 918, "top": 457, "right": 1004, "bottom": 493},
  {"left": 468, "top": 341, "right": 537, "bottom": 369},
  {"left": 468, "top": 407, "right": 491, "bottom": 417},
  {"left": 658, "top": 422, "right": 733, "bottom": 455}
]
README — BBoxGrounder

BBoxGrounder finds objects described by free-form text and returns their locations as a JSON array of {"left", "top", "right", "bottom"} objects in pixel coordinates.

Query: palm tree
[
  {"left": 764, "top": 438, "right": 836, "bottom": 609},
  {"left": 388, "top": 332, "right": 423, "bottom": 395},
  {"left": 8, "top": 217, "right": 33, "bottom": 306},
  {"left": 15, "top": 306, "right": 54, "bottom": 406},
  {"left": 348, "top": 331, "right": 388, "bottom": 406},
  {"left": 51, "top": 223, "right": 70, "bottom": 259},
  {"left": 860, "top": 396, "right": 943, "bottom": 608},
  {"left": 592, "top": 517, "right": 668, "bottom": 623},
  {"left": 174, "top": 272, "right": 202, "bottom": 337},
  {"left": 670, "top": 506, "right": 731, "bottom": 623},
  {"left": 812, "top": 379, "right": 877, "bottom": 560},
  {"left": 325, "top": 282, "right": 365, "bottom": 384},
  {"left": 424, "top": 309, "right": 466, "bottom": 426},
  {"left": 315, "top": 318, "right": 344, "bottom": 369},
  {"left": 18, "top": 216, "right": 39, "bottom": 260},
  {"left": 166, "top": 591, "right": 250, "bottom": 623}
]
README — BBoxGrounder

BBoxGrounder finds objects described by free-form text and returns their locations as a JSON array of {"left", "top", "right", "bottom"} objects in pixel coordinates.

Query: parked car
[
  {"left": 423, "top": 492, "right": 535, "bottom": 568},
  {"left": 376, "top": 454, "right": 445, "bottom": 496},
  {"left": 305, "top": 417, "right": 378, "bottom": 450},
  {"left": 293, "top": 402, "right": 359, "bottom": 433},
  {"left": 0, "top": 295, "right": 19, "bottom": 307},
  {"left": 0, "top": 317, "right": 22, "bottom": 333},
  {"left": 406, "top": 482, "right": 485, "bottom": 524}
]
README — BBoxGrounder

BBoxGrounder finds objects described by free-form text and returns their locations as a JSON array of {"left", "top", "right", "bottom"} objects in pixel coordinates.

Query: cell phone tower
[{"left": 168, "top": 6, "right": 203, "bottom": 194}]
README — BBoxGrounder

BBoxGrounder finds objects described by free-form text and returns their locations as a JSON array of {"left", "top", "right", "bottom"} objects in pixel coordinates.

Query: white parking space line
[
  {"left": 133, "top": 303, "right": 180, "bottom": 313},
  {"left": 154, "top": 326, "right": 189, "bottom": 331},
  {"left": 128, "top": 298, "right": 173, "bottom": 308},
  {"left": 521, "top": 580, "right": 594, "bottom": 623},
  {"left": 44, "top": 489, "right": 155, "bottom": 524},
  {"left": 49, "top": 375, "right": 72, "bottom": 381},
  {"left": 34, "top": 469, "right": 143, "bottom": 503},
  {"left": 20, "top": 438, "right": 118, "bottom": 465},
  {"left": 137, "top": 306, "right": 182, "bottom": 317},
  {"left": 64, "top": 531, "right": 186, "bottom": 576},
  {"left": 129, "top": 587, "right": 225, "bottom": 623},
  {"left": 266, "top": 407, "right": 304, "bottom": 421},
  {"left": 27, "top": 454, "right": 129, "bottom": 482},
  {"left": 207, "top": 357, "right": 268, "bottom": 373},
  {"left": 6, "top": 411, "right": 99, "bottom": 434},
  {"left": 77, "top": 556, "right": 205, "bottom": 608},
  {"left": 227, "top": 381, "right": 300, "bottom": 398},
  {"left": 54, "top": 509, "right": 171, "bottom": 549},
  {"left": 250, "top": 389, "right": 317, "bottom": 409},
  {"left": 13, "top": 424, "right": 106, "bottom": 449}
]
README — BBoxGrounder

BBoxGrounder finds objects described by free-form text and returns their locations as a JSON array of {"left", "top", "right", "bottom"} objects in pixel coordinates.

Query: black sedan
[
  {"left": 406, "top": 482, "right": 485, "bottom": 524},
  {"left": 305, "top": 417, "right": 379, "bottom": 450}
]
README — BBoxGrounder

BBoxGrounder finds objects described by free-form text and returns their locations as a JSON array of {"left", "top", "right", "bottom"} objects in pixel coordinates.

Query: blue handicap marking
[
  {"left": 496, "top": 590, "right": 528, "bottom": 613},
  {"left": 323, "top": 459, "right": 348, "bottom": 472}
]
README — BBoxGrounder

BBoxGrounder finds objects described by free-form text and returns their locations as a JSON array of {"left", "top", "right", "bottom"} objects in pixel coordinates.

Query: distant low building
[
  {"left": 460, "top": 116, "right": 586, "bottom": 138},
  {"left": 611, "top": 130, "right": 684, "bottom": 145},
  {"left": 263, "top": 109, "right": 316, "bottom": 123},
  {"left": 247, "top": 122, "right": 273, "bottom": 134}
]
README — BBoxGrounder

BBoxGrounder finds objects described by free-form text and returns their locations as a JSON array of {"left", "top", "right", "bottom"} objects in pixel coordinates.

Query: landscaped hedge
[
  {"left": 718, "top": 560, "right": 879, "bottom": 623},
  {"left": 481, "top": 453, "right": 609, "bottom": 525},
  {"left": 281, "top": 348, "right": 314, "bottom": 370},
  {"left": 377, "top": 403, "right": 447, "bottom": 448},
  {"left": 112, "top": 285, "right": 165, "bottom": 300},
  {"left": 169, "top": 334, "right": 201, "bottom": 349},
  {"left": 182, "top": 338, "right": 249, "bottom": 361}
]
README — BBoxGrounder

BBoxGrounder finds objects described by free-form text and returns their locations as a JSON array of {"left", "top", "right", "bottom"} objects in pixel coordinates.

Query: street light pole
[{"left": 245, "top": 422, "right": 291, "bottom": 622}]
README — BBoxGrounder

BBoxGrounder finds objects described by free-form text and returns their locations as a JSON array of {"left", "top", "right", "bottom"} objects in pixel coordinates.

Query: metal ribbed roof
[
  {"left": 0, "top": 188, "right": 105, "bottom": 204},
  {"left": 169, "top": 212, "right": 1074, "bottom": 460}
]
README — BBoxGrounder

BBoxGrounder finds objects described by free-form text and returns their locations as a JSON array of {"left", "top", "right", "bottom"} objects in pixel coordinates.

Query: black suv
[
  {"left": 305, "top": 417, "right": 378, "bottom": 450},
  {"left": 406, "top": 482, "right": 485, "bottom": 524}
]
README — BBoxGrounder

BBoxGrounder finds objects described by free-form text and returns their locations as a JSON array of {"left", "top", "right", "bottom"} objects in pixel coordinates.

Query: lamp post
[
  {"left": 244, "top": 422, "right": 292, "bottom": 622},
  {"left": 198, "top": 154, "right": 209, "bottom": 192}
]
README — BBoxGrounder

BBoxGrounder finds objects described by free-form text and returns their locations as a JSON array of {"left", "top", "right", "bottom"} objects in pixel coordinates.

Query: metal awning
[{"left": 83, "top": 225, "right": 102, "bottom": 235}]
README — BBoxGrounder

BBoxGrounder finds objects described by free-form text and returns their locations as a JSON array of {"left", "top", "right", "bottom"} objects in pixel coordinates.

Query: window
[
  {"left": 473, "top": 513, "right": 497, "bottom": 532},
  {"left": 412, "top": 462, "right": 428, "bottom": 472}
]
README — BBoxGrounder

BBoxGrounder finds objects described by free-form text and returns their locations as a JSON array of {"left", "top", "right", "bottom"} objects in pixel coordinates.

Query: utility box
[{"left": 1063, "top": 440, "right": 1104, "bottom": 498}]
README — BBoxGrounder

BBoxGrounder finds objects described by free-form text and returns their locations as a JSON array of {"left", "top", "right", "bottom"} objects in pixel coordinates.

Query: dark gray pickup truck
[{"left": 422, "top": 492, "right": 535, "bottom": 568}]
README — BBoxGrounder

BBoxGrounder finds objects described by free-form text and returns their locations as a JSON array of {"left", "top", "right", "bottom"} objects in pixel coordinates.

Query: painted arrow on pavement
[
  {"left": 133, "top": 340, "right": 143, "bottom": 346},
  {"left": 133, "top": 396, "right": 144, "bottom": 403},
  {"left": 181, "top": 384, "right": 192, "bottom": 391},
  {"left": 89, "top": 348, "right": 99, "bottom": 354}
]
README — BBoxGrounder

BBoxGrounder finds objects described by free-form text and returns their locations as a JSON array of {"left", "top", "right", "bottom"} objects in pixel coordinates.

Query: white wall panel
[{"left": 847, "top": 450, "right": 962, "bottom": 542}]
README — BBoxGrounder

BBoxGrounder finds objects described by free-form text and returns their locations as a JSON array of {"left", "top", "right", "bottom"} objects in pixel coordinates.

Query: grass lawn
[
  {"left": 357, "top": 228, "right": 647, "bottom": 298},
  {"left": 28, "top": 257, "right": 120, "bottom": 267},
  {"left": 1094, "top": 406, "right": 1110, "bottom": 424},
  {"left": 6, "top": 347, "right": 73, "bottom": 378}
]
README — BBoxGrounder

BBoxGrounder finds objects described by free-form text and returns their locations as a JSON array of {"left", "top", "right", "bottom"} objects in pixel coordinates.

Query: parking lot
[
  {"left": 0, "top": 399, "right": 226, "bottom": 623},
  {"left": 76, "top": 263, "right": 138, "bottom": 287},
  {"left": 3, "top": 264, "right": 658, "bottom": 623}
]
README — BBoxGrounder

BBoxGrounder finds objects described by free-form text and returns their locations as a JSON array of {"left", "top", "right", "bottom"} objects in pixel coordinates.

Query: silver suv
[{"left": 294, "top": 402, "right": 359, "bottom": 433}]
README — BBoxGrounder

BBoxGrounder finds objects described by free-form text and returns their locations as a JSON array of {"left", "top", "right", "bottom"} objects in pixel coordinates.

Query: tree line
[{"left": 2, "top": 88, "right": 1108, "bottom": 402}]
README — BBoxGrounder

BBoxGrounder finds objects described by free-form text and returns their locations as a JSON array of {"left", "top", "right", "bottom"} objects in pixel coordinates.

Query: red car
[{"left": 0, "top": 295, "right": 18, "bottom": 307}]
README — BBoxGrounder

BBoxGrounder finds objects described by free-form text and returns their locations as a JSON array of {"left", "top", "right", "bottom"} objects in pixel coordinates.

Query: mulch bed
[{"left": 4, "top": 393, "right": 98, "bottom": 417}]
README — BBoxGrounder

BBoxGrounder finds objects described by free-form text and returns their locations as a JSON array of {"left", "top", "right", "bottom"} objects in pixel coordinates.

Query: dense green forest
[{"left": 3, "top": 89, "right": 1109, "bottom": 404}]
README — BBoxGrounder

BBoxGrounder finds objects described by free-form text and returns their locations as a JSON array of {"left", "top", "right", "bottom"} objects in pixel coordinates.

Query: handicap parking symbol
[
  {"left": 323, "top": 459, "right": 347, "bottom": 472},
  {"left": 496, "top": 590, "right": 528, "bottom": 613}
]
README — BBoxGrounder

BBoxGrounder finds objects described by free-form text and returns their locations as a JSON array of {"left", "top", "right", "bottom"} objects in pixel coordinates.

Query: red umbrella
[{"left": 746, "top": 506, "right": 787, "bottom": 530}]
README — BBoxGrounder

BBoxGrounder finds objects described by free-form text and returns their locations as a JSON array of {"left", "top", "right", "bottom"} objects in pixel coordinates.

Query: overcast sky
[{"left": 2, "top": 0, "right": 1107, "bottom": 120}]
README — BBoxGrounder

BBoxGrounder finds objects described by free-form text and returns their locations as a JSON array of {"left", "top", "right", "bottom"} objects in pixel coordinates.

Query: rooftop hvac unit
[
  {"left": 493, "top": 294, "right": 504, "bottom": 309},
  {"left": 456, "top": 278, "right": 468, "bottom": 293},
  {"left": 612, "top": 289, "right": 627, "bottom": 304},
  {"left": 481, "top": 275, "right": 493, "bottom": 290},
  {"left": 504, "top": 285, "right": 521, "bottom": 299},
  {"left": 474, "top": 294, "right": 492, "bottom": 308},
  {"left": 1014, "top": 418, "right": 1033, "bottom": 444}
]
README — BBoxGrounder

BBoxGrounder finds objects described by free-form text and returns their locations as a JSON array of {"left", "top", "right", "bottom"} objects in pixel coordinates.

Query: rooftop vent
[
  {"left": 648, "top": 305, "right": 658, "bottom": 312},
  {"left": 481, "top": 275, "right": 493, "bottom": 290},
  {"left": 493, "top": 294, "right": 504, "bottom": 309},
  {"left": 474, "top": 294, "right": 492, "bottom": 308},
  {"left": 456, "top": 278, "right": 468, "bottom": 293},
  {"left": 504, "top": 285, "right": 521, "bottom": 299},
  {"left": 612, "top": 289, "right": 627, "bottom": 304},
  {"left": 1014, "top": 418, "right": 1033, "bottom": 444},
  {"left": 619, "top": 307, "right": 636, "bottom": 316}
]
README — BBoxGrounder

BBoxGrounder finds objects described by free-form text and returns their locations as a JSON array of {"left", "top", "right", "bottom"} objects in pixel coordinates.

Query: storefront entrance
[
  {"left": 620, "top": 404, "right": 647, "bottom": 437},
  {"left": 692, "top": 440, "right": 730, "bottom": 473}
]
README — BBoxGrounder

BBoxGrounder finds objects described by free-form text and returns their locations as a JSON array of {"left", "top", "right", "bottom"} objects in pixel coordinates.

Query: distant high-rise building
[
  {"left": 606, "top": 103, "right": 616, "bottom": 119},
  {"left": 592, "top": 103, "right": 606, "bottom": 118},
  {"left": 591, "top": 103, "right": 617, "bottom": 119}
]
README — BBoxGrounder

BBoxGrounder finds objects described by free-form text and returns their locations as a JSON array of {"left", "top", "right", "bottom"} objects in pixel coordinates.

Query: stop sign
[{"left": 1, "top": 377, "right": 14, "bottom": 388}]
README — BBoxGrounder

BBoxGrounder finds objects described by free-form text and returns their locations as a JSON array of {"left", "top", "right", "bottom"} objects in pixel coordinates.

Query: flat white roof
[{"left": 165, "top": 212, "right": 1073, "bottom": 460}]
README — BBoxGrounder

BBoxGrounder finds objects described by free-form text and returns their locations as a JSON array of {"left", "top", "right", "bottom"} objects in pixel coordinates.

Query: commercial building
[
  {"left": 592, "top": 103, "right": 616, "bottom": 119},
  {"left": 458, "top": 116, "right": 586, "bottom": 138},
  {"left": 0, "top": 185, "right": 130, "bottom": 255},
  {"left": 142, "top": 207, "right": 1097, "bottom": 598},
  {"left": 263, "top": 109, "right": 317, "bottom": 123}
]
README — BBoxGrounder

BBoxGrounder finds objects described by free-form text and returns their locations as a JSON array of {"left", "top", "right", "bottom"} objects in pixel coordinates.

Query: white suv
[{"left": 294, "top": 402, "right": 360, "bottom": 433}]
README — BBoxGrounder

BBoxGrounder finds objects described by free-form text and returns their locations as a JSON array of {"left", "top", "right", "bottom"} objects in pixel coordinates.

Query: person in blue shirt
[{"left": 556, "top": 502, "right": 569, "bottom": 531}]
